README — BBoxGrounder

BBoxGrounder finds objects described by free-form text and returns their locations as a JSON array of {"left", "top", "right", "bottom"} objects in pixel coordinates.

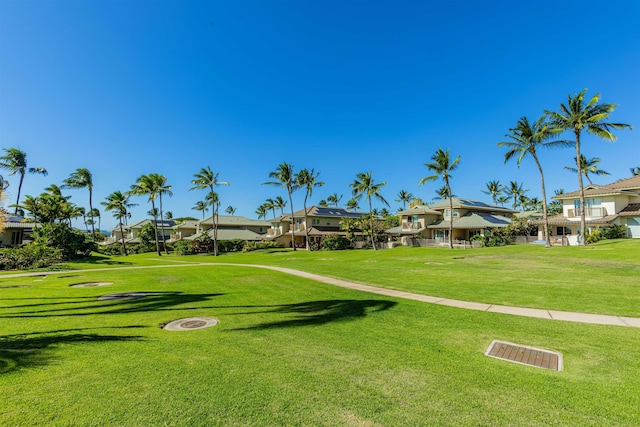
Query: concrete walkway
[{"left": 3, "top": 262, "right": 640, "bottom": 328}]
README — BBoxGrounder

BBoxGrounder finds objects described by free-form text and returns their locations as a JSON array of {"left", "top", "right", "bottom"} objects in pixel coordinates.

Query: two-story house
[
  {"left": 530, "top": 175, "right": 640, "bottom": 242},
  {"left": 179, "top": 215, "right": 271, "bottom": 242}
]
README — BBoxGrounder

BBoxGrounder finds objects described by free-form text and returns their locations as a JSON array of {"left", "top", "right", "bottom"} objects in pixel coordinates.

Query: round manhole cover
[
  {"left": 97, "top": 292, "right": 146, "bottom": 300},
  {"left": 71, "top": 282, "right": 113, "bottom": 288},
  {"left": 162, "top": 317, "right": 218, "bottom": 331}
]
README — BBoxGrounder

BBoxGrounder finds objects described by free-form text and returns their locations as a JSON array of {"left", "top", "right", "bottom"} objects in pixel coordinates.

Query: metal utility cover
[{"left": 485, "top": 340, "right": 562, "bottom": 371}]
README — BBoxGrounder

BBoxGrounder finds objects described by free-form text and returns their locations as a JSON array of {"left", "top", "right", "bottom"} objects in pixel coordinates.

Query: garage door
[{"left": 628, "top": 218, "right": 640, "bottom": 238}]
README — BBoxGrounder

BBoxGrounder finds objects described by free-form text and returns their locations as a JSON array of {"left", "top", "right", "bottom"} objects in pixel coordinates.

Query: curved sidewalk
[{"left": 3, "top": 262, "right": 639, "bottom": 328}]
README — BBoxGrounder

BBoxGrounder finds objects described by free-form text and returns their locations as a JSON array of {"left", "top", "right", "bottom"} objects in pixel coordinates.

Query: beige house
[
  {"left": 0, "top": 212, "right": 38, "bottom": 247},
  {"left": 387, "top": 199, "right": 516, "bottom": 245},
  {"left": 267, "top": 206, "right": 366, "bottom": 249},
  {"left": 530, "top": 175, "right": 640, "bottom": 242},
  {"left": 105, "top": 219, "right": 175, "bottom": 245},
  {"left": 179, "top": 215, "right": 271, "bottom": 242}
]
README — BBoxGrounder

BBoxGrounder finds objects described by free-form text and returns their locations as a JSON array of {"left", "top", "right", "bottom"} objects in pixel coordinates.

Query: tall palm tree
[
  {"left": 63, "top": 168, "right": 95, "bottom": 240},
  {"left": 90, "top": 208, "right": 101, "bottom": 232},
  {"left": 482, "top": 180, "right": 505, "bottom": 205},
  {"left": 190, "top": 166, "right": 230, "bottom": 256},
  {"left": 395, "top": 190, "right": 414, "bottom": 210},
  {"left": 350, "top": 171, "right": 389, "bottom": 250},
  {"left": 130, "top": 174, "right": 162, "bottom": 256},
  {"left": 498, "top": 116, "right": 569, "bottom": 248},
  {"left": 225, "top": 206, "right": 236, "bottom": 216},
  {"left": 264, "top": 198, "right": 277, "bottom": 218},
  {"left": 192, "top": 200, "right": 209, "bottom": 219},
  {"left": 419, "top": 148, "right": 460, "bottom": 249},
  {"left": 265, "top": 162, "right": 298, "bottom": 250},
  {"left": 102, "top": 191, "right": 137, "bottom": 256},
  {"left": 0, "top": 147, "right": 48, "bottom": 214},
  {"left": 148, "top": 173, "right": 172, "bottom": 254},
  {"left": 295, "top": 168, "right": 325, "bottom": 250},
  {"left": 546, "top": 89, "right": 632, "bottom": 245},
  {"left": 327, "top": 192, "right": 342, "bottom": 207},
  {"left": 433, "top": 185, "right": 455, "bottom": 200},
  {"left": 564, "top": 154, "right": 610, "bottom": 185},
  {"left": 505, "top": 181, "right": 527, "bottom": 210}
]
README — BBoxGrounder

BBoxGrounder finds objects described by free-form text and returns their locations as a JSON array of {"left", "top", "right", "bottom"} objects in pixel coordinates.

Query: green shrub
[
  {"left": 602, "top": 225, "right": 628, "bottom": 240},
  {"left": 33, "top": 223, "right": 96, "bottom": 260},
  {"left": 243, "top": 241, "right": 283, "bottom": 252},
  {"left": 0, "top": 245, "right": 64, "bottom": 270},
  {"left": 172, "top": 240, "right": 196, "bottom": 256},
  {"left": 321, "top": 235, "right": 351, "bottom": 251},
  {"left": 218, "top": 239, "right": 245, "bottom": 253}
]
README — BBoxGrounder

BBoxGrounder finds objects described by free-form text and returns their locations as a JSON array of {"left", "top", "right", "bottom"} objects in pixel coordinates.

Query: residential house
[
  {"left": 180, "top": 215, "right": 271, "bottom": 242},
  {"left": 387, "top": 199, "right": 517, "bottom": 245},
  {"left": 0, "top": 211, "right": 38, "bottom": 247},
  {"left": 105, "top": 219, "right": 176, "bottom": 245},
  {"left": 530, "top": 175, "right": 640, "bottom": 243},
  {"left": 266, "top": 206, "right": 366, "bottom": 248}
]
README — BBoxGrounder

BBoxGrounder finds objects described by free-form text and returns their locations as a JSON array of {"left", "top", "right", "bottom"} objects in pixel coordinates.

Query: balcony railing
[
  {"left": 402, "top": 221, "right": 424, "bottom": 230},
  {"left": 568, "top": 207, "right": 607, "bottom": 218}
]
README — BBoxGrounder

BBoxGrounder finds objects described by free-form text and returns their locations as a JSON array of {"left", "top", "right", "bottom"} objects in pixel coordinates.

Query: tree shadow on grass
[
  {"left": 230, "top": 299, "right": 397, "bottom": 331},
  {"left": 0, "top": 327, "right": 145, "bottom": 374},
  {"left": 61, "top": 254, "right": 134, "bottom": 267},
  {"left": 0, "top": 292, "right": 224, "bottom": 318}
]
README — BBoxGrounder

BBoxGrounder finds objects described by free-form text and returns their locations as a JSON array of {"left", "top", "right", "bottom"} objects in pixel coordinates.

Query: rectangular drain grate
[{"left": 485, "top": 340, "right": 562, "bottom": 371}]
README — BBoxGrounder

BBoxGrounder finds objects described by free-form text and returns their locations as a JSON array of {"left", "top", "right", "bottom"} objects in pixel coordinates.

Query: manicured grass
[{"left": 1, "top": 261, "right": 639, "bottom": 426}]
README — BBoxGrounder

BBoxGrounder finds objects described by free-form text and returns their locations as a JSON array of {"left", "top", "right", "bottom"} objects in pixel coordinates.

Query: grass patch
[{"left": 1, "top": 262, "right": 639, "bottom": 425}]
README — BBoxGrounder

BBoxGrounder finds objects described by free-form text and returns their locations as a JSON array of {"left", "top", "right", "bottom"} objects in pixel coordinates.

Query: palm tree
[
  {"left": 0, "top": 147, "right": 48, "bottom": 214},
  {"left": 498, "top": 115, "right": 569, "bottom": 248},
  {"left": 164, "top": 211, "right": 173, "bottom": 220},
  {"left": 255, "top": 204, "right": 268, "bottom": 220},
  {"left": 274, "top": 195, "right": 288, "bottom": 215},
  {"left": 130, "top": 174, "right": 162, "bottom": 256},
  {"left": 631, "top": 167, "right": 640, "bottom": 176},
  {"left": 264, "top": 198, "right": 277, "bottom": 218},
  {"left": 564, "top": 154, "right": 610, "bottom": 185},
  {"left": 505, "top": 181, "right": 527, "bottom": 210},
  {"left": 496, "top": 194, "right": 510, "bottom": 206},
  {"left": 546, "top": 89, "right": 632, "bottom": 245},
  {"left": 192, "top": 200, "right": 209, "bottom": 219},
  {"left": 190, "top": 166, "right": 230, "bottom": 256},
  {"left": 433, "top": 185, "right": 455, "bottom": 200},
  {"left": 345, "top": 198, "right": 359, "bottom": 211},
  {"left": 318, "top": 199, "right": 328, "bottom": 207},
  {"left": 90, "top": 208, "right": 101, "bottom": 232},
  {"left": 63, "top": 168, "right": 96, "bottom": 240},
  {"left": 548, "top": 189, "right": 564, "bottom": 215},
  {"left": 327, "top": 192, "right": 342, "bottom": 207},
  {"left": 225, "top": 206, "right": 236, "bottom": 216},
  {"left": 102, "top": 191, "right": 137, "bottom": 256},
  {"left": 350, "top": 171, "right": 389, "bottom": 250},
  {"left": 295, "top": 168, "right": 325, "bottom": 250},
  {"left": 409, "top": 197, "right": 425, "bottom": 208},
  {"left": 482, "top": 180, "right": 505, "bottom": 205},
  {"left": 395, "top": 190, "right": 414, "bottom": 210},
  {"left": 419, "top": 148, "right": 460, "bottom": 249},
  {"left": 265, "top": 162, "right": 298, "bottom": 250},
  {"left": 148, "top": 173, "right": 172, "bottom": 254}
]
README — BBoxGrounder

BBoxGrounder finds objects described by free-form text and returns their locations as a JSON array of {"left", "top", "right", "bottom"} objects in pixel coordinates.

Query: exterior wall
[
  {"left": 0, "top": 229, "right": 24, "bottom": 247},
  {"left": 627, "top": 217, "right": 640, "bottom": 238}
]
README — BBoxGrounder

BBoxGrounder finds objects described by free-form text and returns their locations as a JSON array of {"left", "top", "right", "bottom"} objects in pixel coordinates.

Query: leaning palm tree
[
  {"left": 327, "top": 192, "right": 342, "bottom": 207},
  {"left": 102, "top": 191, "right": 137, "bottom": 256},
  {"left": 564, "top": 154, "right": 610, "bottom": 185},
  {"left": 498, "top": 115, "right": 569, "bottom": 248},
  {"left": 63, "top": 168, "right": 95, "bottom": 240},
  {"left": 265, "top": 162, "right": 298, "bottom": 250},
  {"left": 192, "top": 200, "right": 209, "bottom": 219},
  {"left": 190, "top": 166, "right": 230, "bottom": 256},
  {"left": 295, "top": 168, "right": 325, "bottom": 250},
  {"left": 130, "top": 174, "right": 162, "bottom": 256},
  {"left": 395, "top": 190, "right": 414, "bottom": 210},
  {"left": 482, "top": 180, "right": 505, "bottom": 205},
  {"left": 350, "top": 171, "right": 389, "bottom": 250},
  {"left": 0, "top": 147, "right": 48, "bottom": 214},
  {"left": 546, "top": 89, "right": 632, "bottom": 245},
  {"left": 419, "top": 148, "right": 460, "bottom": 249}
]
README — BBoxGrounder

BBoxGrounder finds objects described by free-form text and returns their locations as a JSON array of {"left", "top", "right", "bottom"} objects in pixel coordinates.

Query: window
[
  {"left": 312, "top": 219, "right": 320, "bottom": 225},
  {"left": 11, "top": 231, "right": 22, "bottom": 245},
  {"left": 444, "top": 209, "right": 459, "bottom": 218}
]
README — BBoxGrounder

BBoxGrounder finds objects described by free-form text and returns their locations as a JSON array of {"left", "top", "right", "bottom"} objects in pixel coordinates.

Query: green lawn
[{"left": 1, "top": 242, "right": 639, "bottom": 425}]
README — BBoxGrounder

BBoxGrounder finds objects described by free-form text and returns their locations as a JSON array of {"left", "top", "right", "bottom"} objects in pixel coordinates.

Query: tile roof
[
  {"left": 276, "top": 206, "right": 365, "bottom": 220},
  {"left": 618, "top": 203, "right": 640, "bottom": 217},
  {"left": 428, "top": 198, "right": 517, "bottom": 213},
  {"left": 200, "top": 215, "right": 271, "bottom": 227},
  {"left": 184, "top": 228, "right": 264, "bottom": 241},
  {"left": 555, "top": 175, "right": 640, "bottom": 199},
  {"left": 529, "top": 214, "right": 620, "bottom": 226},
  {"left": 427, "top": 212, "right": 511, "bottom": 229},
  {"left": 385, "top": 225, "right": 427, "bottom": 235},
  {"left": 396, "top": 205, "right": 441, "bottom": 216}
]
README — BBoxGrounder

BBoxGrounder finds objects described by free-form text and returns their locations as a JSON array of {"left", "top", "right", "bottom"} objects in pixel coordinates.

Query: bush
[
  {"left": 218, "top": 239, "right": 245, "bottom": 253},
  {"left": 0, "top": 245, "right": 63, "bottom": 270},
  {"left": 33, "top": 223, "right": 96, "bottom": 260},
  {"left": 321, "top": 235, "right": 351, "bottom": 251},
  {"left": 602, "top": 224, "right": 628, "bottom": 240},
  {"left": 243, "top": 241, "right": 283, "bottom": 252},
  {"left": 172, "top": 240, "right": 196, "bottom": 256}
]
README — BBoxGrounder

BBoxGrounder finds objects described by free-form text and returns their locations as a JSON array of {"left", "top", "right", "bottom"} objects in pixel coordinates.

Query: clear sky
[{"left": 1, "top": 0, "right": 638, "bottom": 230}]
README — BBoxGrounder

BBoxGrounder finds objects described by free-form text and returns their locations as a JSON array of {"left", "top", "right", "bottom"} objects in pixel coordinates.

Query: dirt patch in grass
[{"left": 161, "top": 317, "right": 219, "bottom": 331}]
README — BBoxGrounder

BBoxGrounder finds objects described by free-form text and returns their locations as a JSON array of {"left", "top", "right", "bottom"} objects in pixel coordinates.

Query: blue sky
[{"left": 1, "top": 0, "right": 638, "bottom": 230}]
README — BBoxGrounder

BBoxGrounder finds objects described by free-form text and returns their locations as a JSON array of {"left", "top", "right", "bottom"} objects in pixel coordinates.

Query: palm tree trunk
[
  {"left": 533, "top": 154, "right": 551, "bottom": 248},
  {"left": 159, "top": 193, "right": 169, "bottom": 254},
  {"left": 151, "top": 200, "right": 161, "bottom": 256},
  {"left": 89, "top": 189, "right": 95, "bottom": 241},
  {"left": 303, "top": 194, "right": 310, "bottom": 250},
  {"left": 288, "top": 188, "right": 296, "bottom": 251},
  {"left": 575, "top": 130, "right": 586, "bottom": 246},
  {"left": 368, "top": 196, "right": 376, "bottom": 250},
  {"left": 14, "top": 172, "right": 25, "bottom": 214},
  {"left": 213, "top": 202, "right": 219, "bottom": 256},
  {"left": 446, "top": 178, "right": 453, "bottom": 249},
  {"left": 119, "top": 220, "right": 128, "bottom": 256}
]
